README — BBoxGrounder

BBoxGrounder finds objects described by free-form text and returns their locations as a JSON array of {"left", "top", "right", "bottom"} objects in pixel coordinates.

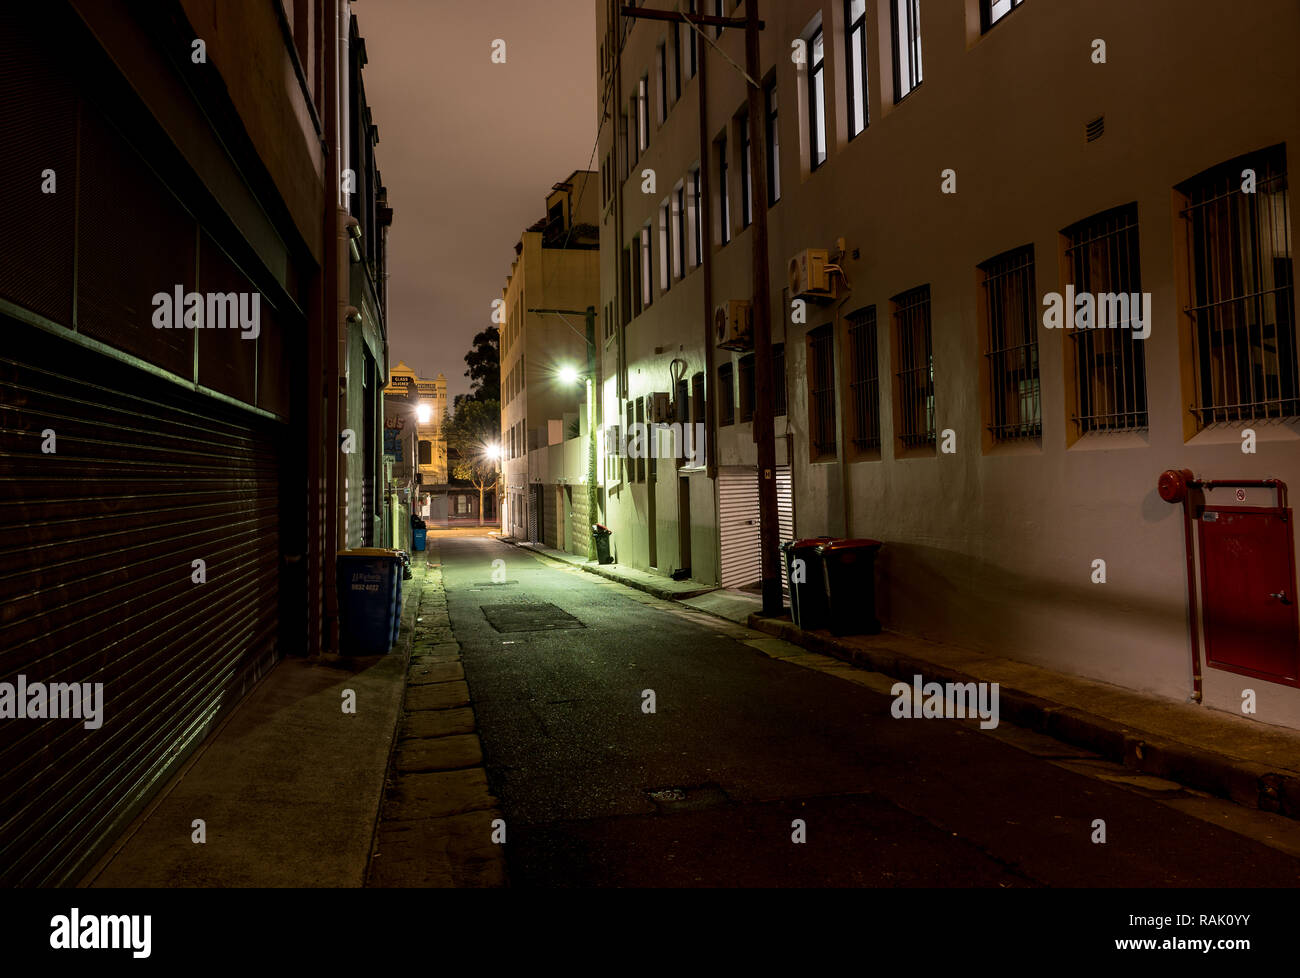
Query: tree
[
  {"left": 463, "top": 325, "right": 500, "bottom": 404},
  {"left": 442, "top": 399, "right": 501, "bottom": 525}
]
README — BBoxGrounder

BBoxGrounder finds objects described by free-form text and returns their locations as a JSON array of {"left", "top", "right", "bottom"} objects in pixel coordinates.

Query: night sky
[{"left": 363, "top": 0, "right": 598, "bottom": 399}]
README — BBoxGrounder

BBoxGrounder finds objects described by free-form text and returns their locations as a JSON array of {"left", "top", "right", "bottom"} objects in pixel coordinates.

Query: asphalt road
[{"left": 444, "top": 535, "right": 1300, "bottom": 888}]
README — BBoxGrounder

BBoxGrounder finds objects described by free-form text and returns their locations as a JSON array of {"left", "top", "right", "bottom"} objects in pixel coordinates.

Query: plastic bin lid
[
  {"left": 787, "top": 536, "right": 837, "bottom": 548},
  {"left": 817, "top": 538, "right": 882, "bottom": 552},
  {"left": 338, "top": 548, "right": 403, "bottom": 558}
]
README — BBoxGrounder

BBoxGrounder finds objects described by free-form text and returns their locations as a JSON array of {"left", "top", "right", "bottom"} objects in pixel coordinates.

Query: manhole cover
[{"left": 480, "top": 602, "right": 584, "bottom": 633}]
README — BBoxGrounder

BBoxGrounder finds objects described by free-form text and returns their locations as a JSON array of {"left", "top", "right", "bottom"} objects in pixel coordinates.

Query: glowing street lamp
[
  {"left": 416, "top": 402, "right": 432, "bottom": 424},
  {"left": 557, "top": 364, "right": 581, "bottom": 386}
]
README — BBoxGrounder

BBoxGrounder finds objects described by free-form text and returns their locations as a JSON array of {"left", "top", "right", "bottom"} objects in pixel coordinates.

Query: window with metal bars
[
  {"left": 773, "top": 344, "right": 787, "bottom": 417},
  {"left": 847, "top": 306, "right": 881, "bottom": 453},
  {"left": 979, "top": 245, "right": 1041, "bottom": 442},
  {"left": 891, "top": 0, "right": 922, "bottom": 102},
  {"left": 1062, "top": 203, "right": 1148, "bottom": 434},
  {"left": 739, "top": 353, "right": 755, "bottom": 421},
  {"left": 1179, "top": 146, "right": 1296, "bottom": 427},
  {"left": 981, "top": 0, "right": 1025, "bottom": 32},
  {"left": 892, "top": 285, "right": 935, "bottom": 450},
  {"left": 807, "top": 324, "right": 837, "bottom": 459},
  {"left": 718, "top": 361, "right": 735, "bottom": 425},
  {"left": 845, "top": 0, "right": 869, "bottom": 138}
]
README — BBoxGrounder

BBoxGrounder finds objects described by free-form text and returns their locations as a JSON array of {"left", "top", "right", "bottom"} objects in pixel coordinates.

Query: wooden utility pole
[{"left": 620, "top": 2, "right": 781, "bottom": 615}]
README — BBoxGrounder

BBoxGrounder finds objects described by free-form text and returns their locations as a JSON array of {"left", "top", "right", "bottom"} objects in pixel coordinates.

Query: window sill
[{"left": 1067, "top": 429, "right": 1149, "bottom": 452}]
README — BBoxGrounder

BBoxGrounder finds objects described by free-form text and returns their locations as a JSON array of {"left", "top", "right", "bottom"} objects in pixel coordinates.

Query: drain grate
[{"left": 480, "top": 602, "right": 584, "bottom": 633}]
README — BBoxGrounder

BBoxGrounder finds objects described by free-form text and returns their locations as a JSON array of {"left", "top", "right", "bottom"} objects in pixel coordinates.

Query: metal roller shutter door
[
  {"left": 718, "top": 466, "right": 793, "bottom": 590},
  {"left": 0, "top": 323, "right": 283, "bottom": 886}
]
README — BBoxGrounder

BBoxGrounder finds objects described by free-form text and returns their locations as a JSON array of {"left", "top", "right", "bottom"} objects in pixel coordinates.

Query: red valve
[{"left": 1158, "top": 468, "right": 1195, "bottom": 503}]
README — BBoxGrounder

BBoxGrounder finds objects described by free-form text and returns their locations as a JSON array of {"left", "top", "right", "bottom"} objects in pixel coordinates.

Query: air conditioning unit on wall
[
  {"left": 714, "top": 300, "right": 752, "bottom": 351},
  {"left": 789, "top": 248, "right": 833, "bottom": 300}
]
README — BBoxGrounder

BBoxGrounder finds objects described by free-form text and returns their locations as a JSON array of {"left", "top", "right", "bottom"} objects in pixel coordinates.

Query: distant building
[
  {"left": 500, "top": 171, "right": 602, "bottom": 553},
  {"left": 385, "top": 361, "right": 449, "bottom": 498}
]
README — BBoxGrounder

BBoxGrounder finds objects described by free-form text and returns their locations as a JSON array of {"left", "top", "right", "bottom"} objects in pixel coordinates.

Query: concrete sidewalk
[
  {"left": 84, "top": 557, "right": 423, "bottom": 887},
  {"left": 365, "top": 538, "right": 506, "bottom": 887},
  {"left": 503, "top": 536, "right": 716, "bottom": 600}
]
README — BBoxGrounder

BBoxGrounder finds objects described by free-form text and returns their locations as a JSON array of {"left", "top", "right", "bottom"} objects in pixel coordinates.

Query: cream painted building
[
  {"left": 500, "top": 171, "right": 604, "bottom": 553},
  {"left": 594, "top": 0, "right": 1300, "bottom": 728},
  {"left": 385, "top": 360, "right": 448, "bottom": 496}
]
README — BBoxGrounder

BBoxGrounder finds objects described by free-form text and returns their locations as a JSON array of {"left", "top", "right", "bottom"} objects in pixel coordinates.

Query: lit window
[
  {"left": 892, "top": 0, "right": 922, "bottom": 102},
  {"left": 1180, "top": 147, "right": 1296, "bottom": 426},
  {"left": 809, "top": 27, "right": 827, "bottom": 169},
  {"left": 845, "top": 0, "right": 869, "bottom": 137},
  {"left": 981, "top": 0, "right": 1024, "bottom": 33}
]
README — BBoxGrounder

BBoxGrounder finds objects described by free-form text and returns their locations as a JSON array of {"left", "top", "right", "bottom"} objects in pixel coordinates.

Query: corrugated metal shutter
[
  {"left": 0, "top": 323, "right": 283, "bottom": 886},
  {"left": 543, "top": 485, "right": 558, "bottom": 549},
  {"left": 719, "top": 466, "right": 793, "bottom": 590},
  {"left": 527, "top": 485, "right": 541, "bottom": 543}
]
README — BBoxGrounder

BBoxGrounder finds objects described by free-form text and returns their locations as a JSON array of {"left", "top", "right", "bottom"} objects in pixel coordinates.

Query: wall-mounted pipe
[{"left": 1158, "top": 468, "right": 1202, "bottom": 703}]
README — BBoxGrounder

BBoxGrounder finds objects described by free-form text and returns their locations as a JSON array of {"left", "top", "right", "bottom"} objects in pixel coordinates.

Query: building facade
[
  {"left": 594, "top": 0, "right": 1299, "bottom": 728},
  {"left": 500, "top": 172, "right": 603, "bottom": 554},
  {"left": 0, "top": 0, "right": 391, "bottom": 884},
  {"left": 385, "top": 360, "right": 449, "bottom": 500}
]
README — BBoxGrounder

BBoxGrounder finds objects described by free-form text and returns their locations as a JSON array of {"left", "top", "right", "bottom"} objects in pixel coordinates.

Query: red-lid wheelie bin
[{"left": 816, "top": 539, "right": 883, "bottom": 635}]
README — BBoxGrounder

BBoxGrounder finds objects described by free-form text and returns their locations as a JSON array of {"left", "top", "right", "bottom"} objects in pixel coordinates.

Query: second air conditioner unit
[
  {"left": 789, "top": 248, "right": 833, "bottom": 299},
  {"left": 714, "top": 300, "right": 752, "bottom": 351}
]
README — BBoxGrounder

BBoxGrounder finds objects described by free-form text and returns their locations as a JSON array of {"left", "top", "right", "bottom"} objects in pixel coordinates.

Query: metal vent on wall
[{"left": 1086, "top": 115, "right": 1105, "bottom": 142}]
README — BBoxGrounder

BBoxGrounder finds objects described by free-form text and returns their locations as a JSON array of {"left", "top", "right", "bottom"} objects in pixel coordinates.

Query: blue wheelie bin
[
  {"left": 412, "top": 526, "right": 427, "bottom": 552},
  {"left": 337, "top": 548, "right": 403, "bottom": 654}
]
